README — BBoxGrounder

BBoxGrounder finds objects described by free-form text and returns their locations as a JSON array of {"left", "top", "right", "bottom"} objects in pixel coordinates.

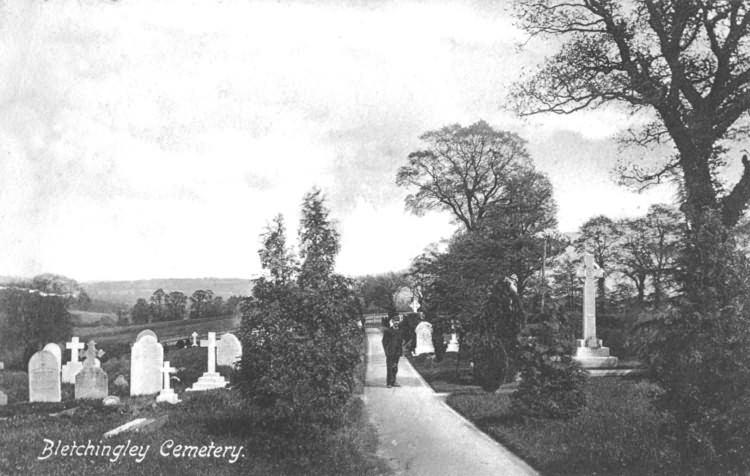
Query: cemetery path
[{"left": 363, "top": 328, "right": 539, "bottom": 476}]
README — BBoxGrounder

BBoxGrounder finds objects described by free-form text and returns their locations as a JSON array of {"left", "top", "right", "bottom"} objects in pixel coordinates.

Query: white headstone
[
  {"left": 75, "top": 341, "right": 108, "bottom": 400},
  {"left": 187, "top": 332, "right": 227, "bottom": 391},
  {"left": 62, "top": 336, "right": 85, "bottom": 384},
  {"left": 414, "top": 321, "right": 435, "bottom": 355},
  {"left": 216, "top": 333, "right": 242, "bottom": 367},
  {"left": 130, "top": 333, "right": 164, "bottom": 396},
  {"left": 29, "top": 350, "right": 61, "bottom": 402},
  {"left": 43, "top": 343, "right": 62, "bottom": 374},
  {"left": 0, "top": 390, "right": 7, "bottom": 406},
  {"left": 136, "top": 329, "right": 157, "bottom": 342},
  {"left": 156, "top": 361, "right": 180, "bottom": 404},
  {"left": 191, "top": 332, "right": 198, "bottom": 347}
]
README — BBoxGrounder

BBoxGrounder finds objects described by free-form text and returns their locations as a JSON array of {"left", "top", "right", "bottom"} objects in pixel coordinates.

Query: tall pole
[{"left": 540, "top": 237, "right": 547, "bottom": 312}]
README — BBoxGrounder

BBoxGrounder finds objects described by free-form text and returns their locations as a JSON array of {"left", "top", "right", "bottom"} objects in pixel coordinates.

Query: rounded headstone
[
  {"left": 130, "top": 334, "right": 164, "bottom": 396},
  {"left": 136, "top": 329, "right": 158, "bottom": 342},
  {"left": 217, "top": 333, "right": 242, "bottom": 367},
  {"left": 43, "top": 343, "right": 62, "bottom": 373},
  {"left": 28, "top": 350, "right": 61, "bottom": 402}
]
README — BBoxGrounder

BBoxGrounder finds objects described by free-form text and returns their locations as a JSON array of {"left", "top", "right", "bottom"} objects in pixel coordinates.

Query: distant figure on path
[{"left": 382, "top": 315, "right": 403, "bottom": 388}]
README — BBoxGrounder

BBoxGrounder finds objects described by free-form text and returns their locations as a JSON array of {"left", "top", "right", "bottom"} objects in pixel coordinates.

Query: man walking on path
[
  {"left": 364, "top": 327, "right": 539, "bottom": 476},
  {"left": 382, "top": 315, "right": 403, "bottom": 388}
]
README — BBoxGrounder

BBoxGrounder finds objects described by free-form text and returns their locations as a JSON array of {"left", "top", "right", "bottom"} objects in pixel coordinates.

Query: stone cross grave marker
[
  {"left": 414, "top": 320, "right": 435, "bottom": 355},
  {"left": 62, "top": 336, "right": 85, "bottom": 384},
  {"left": 29, "top": 350, "right": 61, "bottom": 402},
  {"left": 191, "top": 332, "right": 198, "bottom": 347},
  {"left": 576, "top": 253, "right": 603, "bottom": 348},
  {"left": 216, "top": 333, "right": 242, "bottom": 367},
  {"left": 43, "top": 343, "right": 62, "bottom": 374},
  {"left": 410, "top": 299, "right": 420, "bottom": 313},
  {"left": 130, "top": 331, "right": 164, "bottom": 396},
  {"left": 187, "top": 332, "right": 227, "bottom": 391},
  {"left": 156, "top": 361, "right": 180, "bottom": 404},
  {"left": 573, "top": 253, "right": 618, "bottom": 368},
  {"left": 75, "top": 340, "right": 108, "bottom": 400},
  {"left": 203, "top": 332, "right": 218, "bottom": 374}
]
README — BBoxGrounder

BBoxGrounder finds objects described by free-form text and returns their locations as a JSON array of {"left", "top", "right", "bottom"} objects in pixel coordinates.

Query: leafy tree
[
  {"left": 616, "top": 217, "right": 653, "bottom": 303},
  {"left": 259, "top": 213, "right": 296, "bottom": 284},
  {"left": 298, "top": 188, "right": 340, "bottom": 288},
  {"left": 396, "top": 120, "right": 531, "bottom": 231},
  {"left": 165, "top": 291, "right": 187, "bottom": 321},
  {"left": 237, "top": 190, "right": 361, "bottom": 429},
  {"left": 575, "top": 216, "right": 621, "bottom": 308},
  {"left": 355, "top": 272, "right": 409, "bottom": 314},
  {"left": 149, "top": 288, "right": 166, "bottom": 323},
  {"left": 0, "top": 288, "right": 72, "bottom": 367},
  {"left": 474, "top": 167, "right": 559, "bottom": 298},
  {"left": 644, "top": 204, "right": 684, "bottom": 306},
  {"left": 131, "top": 298, "right": 151, "bottom": 324},
  {"left": 189, "top": 289, "right": 214, "bottom": 319},
  {"left": 512, "top": 314, "right": 588, "bottom": 419}
]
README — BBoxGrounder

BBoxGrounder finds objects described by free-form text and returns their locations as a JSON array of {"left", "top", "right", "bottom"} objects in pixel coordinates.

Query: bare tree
[{"left": 512, "top": 1, "right": 750, "bottom": 228}]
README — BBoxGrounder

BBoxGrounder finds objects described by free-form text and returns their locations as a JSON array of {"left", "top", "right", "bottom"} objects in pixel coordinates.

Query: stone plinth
[
  {"left": 156, "top": 388, "right": 181, "bottom": 404},
  {"left": 574, "top": 340, "right": 618, "bottom": 368},
  {"left": 186, "top": 372, "right": 227, "bottom": 392}
]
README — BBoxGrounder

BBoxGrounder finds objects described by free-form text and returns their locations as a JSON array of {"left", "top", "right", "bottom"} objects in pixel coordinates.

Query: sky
[{"left": 0, "top": 0, "right": 681, "bottom": 281}]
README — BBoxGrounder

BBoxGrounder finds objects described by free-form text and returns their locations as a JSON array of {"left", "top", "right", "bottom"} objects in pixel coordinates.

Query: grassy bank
[{"left": 410, "top": 353, "right": 726, "bottom": 476}]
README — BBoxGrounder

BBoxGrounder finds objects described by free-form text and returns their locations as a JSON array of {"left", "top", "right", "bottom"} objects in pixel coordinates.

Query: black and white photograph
[{"left": 1, "top": 1, "right": 750, "bottom": 475}]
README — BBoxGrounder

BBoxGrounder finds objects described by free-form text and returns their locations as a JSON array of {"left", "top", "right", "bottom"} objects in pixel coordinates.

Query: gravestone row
[{"left": 23, "top": 331, "right": 242, "bottom": 404}]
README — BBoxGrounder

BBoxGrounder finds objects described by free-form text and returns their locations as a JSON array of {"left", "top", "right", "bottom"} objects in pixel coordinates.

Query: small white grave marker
[
  {"left": 191, "top": 332, "right": 198, "bottom": 347},
  {"left": 156, "top": 361, "right": 180, "bottom": 404}
]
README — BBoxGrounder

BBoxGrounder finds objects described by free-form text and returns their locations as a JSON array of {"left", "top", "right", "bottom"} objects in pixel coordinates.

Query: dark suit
[{"left": 382, "top": 326, "right": 403, "bottom": 386}]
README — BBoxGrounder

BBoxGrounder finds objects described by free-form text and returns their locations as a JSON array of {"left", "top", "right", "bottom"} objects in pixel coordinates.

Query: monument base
[
  {"left": 186, "top": 372, "right": 227, "bottom": 391},
  {"left": 156, "top": 389, "right": 181, "bottom": 404},
  {"left": 574, "top": 340, "right": 619, "bottom": 368}
]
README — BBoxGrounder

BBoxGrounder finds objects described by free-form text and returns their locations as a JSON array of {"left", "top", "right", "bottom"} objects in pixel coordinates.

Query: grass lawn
[
  {"left": 0, "top": 331, "right": 389, "bottom": 476},
  {"left": 410, "top": 353, "right": 729, "bottom": 476}
]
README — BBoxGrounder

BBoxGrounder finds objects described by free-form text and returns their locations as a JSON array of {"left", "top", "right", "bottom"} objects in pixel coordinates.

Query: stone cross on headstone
[
  {"left": 62, "top": 336, "right": 86, "bottom": 384},
  {"left": 66, "top": 337, "right": 85, "bottom": 363},
  {"left": 573, "top": 253, "right": 618, "bottom": 368},
  {"left": 576, "top": 253, "right": 603, "bottom": 348},
  {"left": 191, "top": 332, "right": 198, "bottom": 347},
  {"left": 83, "top": 340, "right": 104, "bottom": 367},
  {"left": 156, "top": 361, "right": 180, "bottom": 404},
  {"left": 410, "top": 299, "right": 420, "bottom": 314},
  {"left": 201, "top": 332, "right": 218, "bottom": 374}
]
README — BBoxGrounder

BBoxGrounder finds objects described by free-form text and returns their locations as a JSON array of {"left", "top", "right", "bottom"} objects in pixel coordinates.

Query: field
[{"left": 76, "top": 315, "right": 240, "bottom": 346}]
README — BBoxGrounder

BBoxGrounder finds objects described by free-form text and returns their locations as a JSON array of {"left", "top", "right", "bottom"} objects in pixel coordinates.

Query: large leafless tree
[{"left": 512, "top": 0, "right": 750, "bottom": 228}]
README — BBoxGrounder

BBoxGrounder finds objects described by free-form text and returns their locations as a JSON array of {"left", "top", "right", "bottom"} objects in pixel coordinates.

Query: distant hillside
[{"left": 81, "top": 278, "right": 255, "bottom": 305}]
